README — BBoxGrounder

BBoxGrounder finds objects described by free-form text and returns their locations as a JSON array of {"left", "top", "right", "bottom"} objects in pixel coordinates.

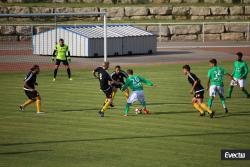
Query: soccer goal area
[
  {"left": 0, "top": 13, "right": 157, "bottom": 64},
  {"left": 0, "top": 13, "right": 110, "bottom": 62}
]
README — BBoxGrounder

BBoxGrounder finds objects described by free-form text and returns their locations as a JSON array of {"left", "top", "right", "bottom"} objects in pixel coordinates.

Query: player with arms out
[
  {"left": 19, "top": 65, "right": 42, "bottom": 114},
  {"left": 52, "top": 38, "right": 72, "bottom": 81},
  {"left": 93, "top": 62, "right": 114, "bottom": 117},
  {"left": 121, "top": 69, "right": 155, "bottom": 117},
  {"left": 227, "top": 52, "right": 250, "bottom": 98},
  {"left": 207, "top": 59, "right": 234, "bottom": 114},
  {"left": 182, "top": 65, "right": 214, "bottom": 118},
  {"left": 110, "top": 65, "right": 129, "bottom": 105}
]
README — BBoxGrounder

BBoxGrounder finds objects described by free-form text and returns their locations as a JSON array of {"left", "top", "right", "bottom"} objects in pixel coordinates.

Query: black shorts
[
  {"left": 111, "top": 84, "right": 122, "bottom": 90},
  {"left": 25, "top": 90, "right": 39, "bottom": 100},
  {"left": 194, "top": 91, "right": 204, "bottom": 99},
  {"left": 102, "top": 86, "right": 113, "bottom": 98},
  {"left": 56, "top": 59, "right": 69, "bottom": 66}
]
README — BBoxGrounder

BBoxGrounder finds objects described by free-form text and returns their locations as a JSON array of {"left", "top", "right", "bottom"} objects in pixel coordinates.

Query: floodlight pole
[{"left": 104, "top": 13, "right": 107, "bottom": 62}]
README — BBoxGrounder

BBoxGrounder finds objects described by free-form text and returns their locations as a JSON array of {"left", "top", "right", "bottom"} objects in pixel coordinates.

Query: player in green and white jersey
[
  {"left": 227, "top": 52, "right": 250, "bottom": 98},
  {"left": 121, "top": 69, "right": 155, "bottom": 116},
  {"left": 206, "top": 59, "right": 234, "bottom": 114}
]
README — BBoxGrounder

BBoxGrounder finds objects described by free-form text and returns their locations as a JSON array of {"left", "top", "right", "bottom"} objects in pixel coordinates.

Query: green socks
[
  {"left": 140, "top": 101, "right": 147, "bottom": 108},
  {"left": 228, "top": 86, "right": 233, "bottom": 97},
  {"left": 208, "top": 98, "right": 213, "bottom": 108},
  {"left": 219, "top": 96, "right": 226, "bottom": 109},
  {"left": 124, "top": 103, "right": 132, "bottom": 115},
  {"left": 242, "top": 89, "right": 250, "bottom": 97},
  {"left": 228, "top": 86, "right": 250, "bottom": 98}
]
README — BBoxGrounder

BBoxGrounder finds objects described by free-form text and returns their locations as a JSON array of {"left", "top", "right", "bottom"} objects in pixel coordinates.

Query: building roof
[{"left": 61, "top": 25, "right": 153, "bottom": 39}]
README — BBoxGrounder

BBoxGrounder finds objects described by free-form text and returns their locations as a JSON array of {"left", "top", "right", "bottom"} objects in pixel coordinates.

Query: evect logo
[
  {"left": 221, "top": 150, "right": 250, "bottom": 160},
  {"left": 225, "top": 152, "right": 245, "bottom": 159}
]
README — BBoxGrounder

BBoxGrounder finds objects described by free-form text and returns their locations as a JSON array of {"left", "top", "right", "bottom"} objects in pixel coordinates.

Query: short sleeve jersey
[
  {"left": 111, "top": 70, "right": 128, "bottom": 84},
  {"left": 208, "top": 66, "right": 227, "bottom": 87},
  {"left": 55, "top": 44, "right": 69, "bottom": 60},
  {"left": 24, "top": 71, "right": 37, "bottom": 89},
  {"left": 122, "top": 75, "right": 153, "bottom": 91},
  {"left": 232, "top": 61, "right": 249, "bottom": 79},
  {"left": 187, "top": 72, "right": 204, "bottom": 92},
  {"left": 94, "top": 67, "right": 112, "bottom": 90}
]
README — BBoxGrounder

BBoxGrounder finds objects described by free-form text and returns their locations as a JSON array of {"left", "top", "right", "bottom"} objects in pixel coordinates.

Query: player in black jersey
[
  {"left": 182, "top": 65, "right": 214, "bottom": 118},
  {"left": 19, "top": 65, "right": 42, "bottom": 114},
  {"left": 93, "top": 61, "right": 115, "bottom": 117},
  {"left": 111, "top": 65, "right": 129, "bottom": 103}
]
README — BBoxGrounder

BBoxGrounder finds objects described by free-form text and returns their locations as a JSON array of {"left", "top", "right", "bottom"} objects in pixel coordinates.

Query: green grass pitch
[{"left": 0, "top": 61, "right": 250, "bottom": 167}]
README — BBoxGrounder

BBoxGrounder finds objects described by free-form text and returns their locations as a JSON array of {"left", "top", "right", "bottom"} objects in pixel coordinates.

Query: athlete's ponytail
[{"left": 30, "top": 64, "right": 40, "bottom": 71}]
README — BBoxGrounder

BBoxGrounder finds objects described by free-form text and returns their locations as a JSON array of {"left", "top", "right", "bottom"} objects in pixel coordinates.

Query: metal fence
[
  {"left": 0, "top": 13, "right": 108, "bottom": 61},
  {"left": 1, "top": 21, "right": 250, "bottom": 52},
  {"left": 131, "top": 22, "right": 250, "bottom": 48}
]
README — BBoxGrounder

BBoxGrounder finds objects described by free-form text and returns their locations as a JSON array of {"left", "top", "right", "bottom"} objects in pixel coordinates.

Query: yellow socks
[
  {"left": 200, "top": 103, "right": 212, "bottom": 114},
  {"left": 112, "top": 91, "right": 116, "bottom": 101},
  {"left": 193, "top": 103, "right": 204, "bottom": 114},
  {"left": 124, "top": 89, "right": 129, "bottom": 100},
  {"left": 36, "top": 97, "right": 41, "bottom": 113},
  {"left": 21, "top": 97, "right": 42, "bottom": 113},
  {"left": 101, "top": 100, "right": 110, "bottom": 112},
  {"left": 22, "top": 99, "right": 35, "bottom": 108}
]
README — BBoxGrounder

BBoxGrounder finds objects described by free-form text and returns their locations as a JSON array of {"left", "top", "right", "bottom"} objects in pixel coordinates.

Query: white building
[{"left": 32, "top": 25, "right": 156, "bottom": 57}]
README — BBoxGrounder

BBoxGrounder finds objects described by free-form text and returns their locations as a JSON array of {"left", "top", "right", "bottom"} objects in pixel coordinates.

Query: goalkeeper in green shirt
[
  {"left": 52, "top": 38, "right": 72, "bottom": 81},
  {"left": 121, "top": 69, "right": 155, "bottom": 116},
  {"left": 227, "top": 52, "right": 250, "bottom": 98}
]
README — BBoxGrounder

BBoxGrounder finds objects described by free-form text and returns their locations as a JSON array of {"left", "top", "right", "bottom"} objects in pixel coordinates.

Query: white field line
[{"left": 157, "top": 45, "right": 250, "bottom": 49}]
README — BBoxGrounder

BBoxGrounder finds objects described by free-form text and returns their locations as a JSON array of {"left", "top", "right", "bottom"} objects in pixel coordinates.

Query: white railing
[{"left": 1, "top": 21, "right": 250, "bottom": 48}]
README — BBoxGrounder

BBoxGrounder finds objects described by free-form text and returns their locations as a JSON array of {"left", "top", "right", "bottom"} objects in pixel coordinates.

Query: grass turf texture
[{"left": 0, "top": 61, "right": 250, "bottom": 167}]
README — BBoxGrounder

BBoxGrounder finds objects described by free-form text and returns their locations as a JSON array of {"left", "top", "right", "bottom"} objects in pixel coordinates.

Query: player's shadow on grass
[
  {"left": 60, "top": 108, "right": 101, "bottom": 112},
  {"left": 0, "top": 149, "right": 52, "bottom": 155},
  {"left": 2, "top": 131, "right": 249, "bottom": 147},
  {"left": 152, "top": 111, "right": 194, "bottom": 115},
  {"left": 148, "top": 102, "right": 190, "bottom": 106},
  {"left": 215, "top": 111, "right": 250, "bottom": 119}
]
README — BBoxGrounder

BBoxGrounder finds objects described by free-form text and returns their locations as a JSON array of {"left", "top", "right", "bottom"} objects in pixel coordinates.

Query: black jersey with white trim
[
  {"left": 24, "top": 71, "right": 37, "bottom": 89},
  {"left": 111, "top": 70, "right": 128, "bottom": 84},
  {"left": 188, "top": 72, "right": 204, "bottom": 92},
  {"left": 94, "top": 67, "right": 112, "bottom": 90}
]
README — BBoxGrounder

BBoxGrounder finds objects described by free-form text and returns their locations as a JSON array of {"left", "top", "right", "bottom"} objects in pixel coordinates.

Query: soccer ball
[
  {"left": 232, "top": 80, "right": 238, "bottom": 86},
  {"left": 135, "top": 108, "right": 142, "bottom": 114}
]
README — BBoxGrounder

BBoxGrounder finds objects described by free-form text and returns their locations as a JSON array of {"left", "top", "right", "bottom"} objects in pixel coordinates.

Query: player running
[
  {"left": 111, "top": 65, "right": 130, "bottom": 104},
  {"left": 182, "top": 65, "right": 214, "bottom": 118},
  {"left": 19, "top": 65, "right": 42, "bottom": 114},
  {"left": 93, "top": 61, "right": 115, "bottom": 117},
  {"left": 121, "top": 69, "right": 155, "bottom": 116},
  {"left": 227, "top": 52, "right": 250, "bottom": 98},
  {"left": 52, "top": 38, "right": 72, "bottom": 81},
  {"left": 206, "top": 59, "right": 234, "bottom": 114}
]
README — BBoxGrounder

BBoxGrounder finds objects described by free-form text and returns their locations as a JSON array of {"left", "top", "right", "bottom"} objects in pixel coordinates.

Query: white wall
[{"left": 33, "top": 28, "right": 88, "bottom": 57}]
